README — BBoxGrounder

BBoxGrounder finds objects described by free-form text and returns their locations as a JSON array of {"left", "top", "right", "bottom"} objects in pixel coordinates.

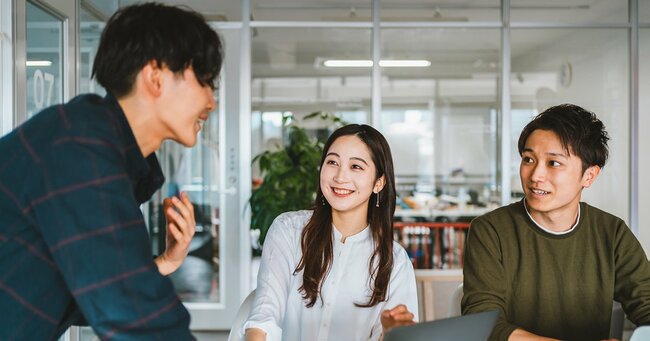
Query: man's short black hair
[
  {"left": 517, "top": 103, "right": 610, "bottom": 172},
  {"left": 92, "top": 2, "right": 223, "bottom": 98}
]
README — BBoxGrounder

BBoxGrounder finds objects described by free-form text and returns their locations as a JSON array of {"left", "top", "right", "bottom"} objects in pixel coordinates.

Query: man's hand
[
  {"left": 154, "top": 192, "right": 196, "bottom": 276},
  {"left": 508, "top": 328, "right": 560, "bottom": 341},
  {"left": 381, "top": 304, "right": 415, "bottom": 336}
]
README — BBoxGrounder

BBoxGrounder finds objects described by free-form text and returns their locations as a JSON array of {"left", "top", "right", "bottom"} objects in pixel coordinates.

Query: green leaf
[{"left": 249, "top": 112, "right": 345, "bottom": 246}]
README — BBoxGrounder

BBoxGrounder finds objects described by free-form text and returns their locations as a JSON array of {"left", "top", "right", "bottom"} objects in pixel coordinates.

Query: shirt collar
[
  {"left": 104, "top": 93, "right": 165, "bottom": 203},
  {"left": 332, "top": 223, "right": 371, "bottom": 244},
  {"left": 523, "top": 198, "right": 580, "bottom": 235}
]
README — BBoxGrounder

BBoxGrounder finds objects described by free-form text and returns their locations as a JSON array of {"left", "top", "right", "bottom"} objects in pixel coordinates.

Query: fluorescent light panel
[
  {"left": 26, "top": 60, "right": 52, "bottom": 66},
  {"left": 380, "top": 60, "right": 431, "bottom": 67},
  {"left": 324, "top": 60, "right": 373, "bottom": 67},
  {"left": 323, "top": 59, "right": 431, "bottom": 68}
]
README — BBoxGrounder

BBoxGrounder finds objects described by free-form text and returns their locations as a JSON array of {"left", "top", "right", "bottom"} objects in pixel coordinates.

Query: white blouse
[{"left": 242, "top": 210, "right": 418, "bottom": 341}]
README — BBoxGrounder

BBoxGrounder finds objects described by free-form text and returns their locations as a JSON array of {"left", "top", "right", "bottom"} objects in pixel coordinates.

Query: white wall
[
  {"left": 637, "top": 29, "right": 650, "bottom": 255},
  {"left": 552, "top": 31, "right": 630, "bottom": 223},
  {"left": 512, "top": 29, "right": 630, "bottom": 223}
]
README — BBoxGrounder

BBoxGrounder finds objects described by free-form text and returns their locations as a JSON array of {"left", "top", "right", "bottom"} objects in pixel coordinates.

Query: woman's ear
[{"left": 374, "top": 175, "right": 386, "bottom": 193}]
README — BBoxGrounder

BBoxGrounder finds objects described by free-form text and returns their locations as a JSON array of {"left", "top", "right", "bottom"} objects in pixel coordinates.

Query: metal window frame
[
  {"left": 241, "top": 0, "right": 640, "bottom": 235},
  {"left": 1, "top": 1, "right": 14, "bottom": 135},
  {"left": 12, "top": 0, "right": 77, "bottom": 126}
]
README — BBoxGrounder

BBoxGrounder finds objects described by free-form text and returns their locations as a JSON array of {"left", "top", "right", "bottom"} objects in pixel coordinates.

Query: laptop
[{"left": 383, "top": 310, "right": 499, "bottom": 341}]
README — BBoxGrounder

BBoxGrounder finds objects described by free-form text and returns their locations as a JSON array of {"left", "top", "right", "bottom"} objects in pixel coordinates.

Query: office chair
[
  {"left": 227, "top": 289, "right": 257, "bottom": 341},
  {"left": 630, "top": 326, "right": 650, "bottom": 341},
  {"left": 447, "top": 283, "right": 464, "bottom": 318}
]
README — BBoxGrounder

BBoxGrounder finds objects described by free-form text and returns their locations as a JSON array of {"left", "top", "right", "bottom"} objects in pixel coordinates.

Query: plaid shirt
[{"left": 0, "top": 94, "right": 193, "bottom": 340}]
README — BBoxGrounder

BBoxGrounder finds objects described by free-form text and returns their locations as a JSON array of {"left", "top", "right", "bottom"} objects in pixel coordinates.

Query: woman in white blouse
[{"left": 243, "top": 124, "right": 418, "bottom": 341}]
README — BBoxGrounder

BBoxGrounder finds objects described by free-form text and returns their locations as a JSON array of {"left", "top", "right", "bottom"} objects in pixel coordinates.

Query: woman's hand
[
  {"left": 154, "top": 192, "right": 196, "bottom": 276},
  {"left": 245, "top": 328, "right": 266, "bottom": 341},
  {"left": 381, "top": 304, "right": 416, "bottom": 336}
]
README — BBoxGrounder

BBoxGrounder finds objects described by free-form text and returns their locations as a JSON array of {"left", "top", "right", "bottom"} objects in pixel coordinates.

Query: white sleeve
[
  {"left": 369, "top": 243, "right": 419, "bottom": 340},
  {"left": 241, "top": 213, "right": 298, "bottom": 341}
]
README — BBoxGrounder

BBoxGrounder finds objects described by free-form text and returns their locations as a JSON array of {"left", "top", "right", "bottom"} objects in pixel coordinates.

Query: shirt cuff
[{"left": 241, "top": 320, "right": 283, "bottom": 341}]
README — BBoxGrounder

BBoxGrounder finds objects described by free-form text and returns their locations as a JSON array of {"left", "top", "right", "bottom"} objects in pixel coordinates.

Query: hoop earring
[{"left": 375, "top": 191, "right": 380, "bottom": 207}]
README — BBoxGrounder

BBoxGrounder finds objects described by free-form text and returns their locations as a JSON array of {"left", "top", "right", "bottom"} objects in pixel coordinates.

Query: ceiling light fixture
[
  {"left": 324, "top": 60, "right": 373, "bottom": 67},
  {"left": 380, "top": 60, "right": 431, "bottom": 67},
  {"left": 323, "top": 59, "right": 431, "bottom": 68},
  {"left": 26, "top": 60, "right": 52, "bottom": 67}
]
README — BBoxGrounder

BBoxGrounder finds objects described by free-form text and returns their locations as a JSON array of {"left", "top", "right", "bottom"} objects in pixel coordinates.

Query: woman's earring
[
  {"left": 322, "top": 195, "right": 325, "bottom": 206},
  {"left": 375, "top": 191, "right": 380, "bottom": 207}
]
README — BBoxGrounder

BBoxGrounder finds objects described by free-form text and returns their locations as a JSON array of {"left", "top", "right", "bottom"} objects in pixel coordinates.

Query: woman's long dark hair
[{"left": 294, "top": 124, "right": 396, "bottom": 308}]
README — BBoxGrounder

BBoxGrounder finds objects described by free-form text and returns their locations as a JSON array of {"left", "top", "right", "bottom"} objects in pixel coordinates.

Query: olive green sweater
[{"left": 462, "top": 200, "right": 650, "bottom": 341}]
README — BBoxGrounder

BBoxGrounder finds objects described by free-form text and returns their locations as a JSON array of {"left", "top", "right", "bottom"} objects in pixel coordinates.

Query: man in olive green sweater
[{"left": 462, "top": 104, "right": 650, "bottom": 341}]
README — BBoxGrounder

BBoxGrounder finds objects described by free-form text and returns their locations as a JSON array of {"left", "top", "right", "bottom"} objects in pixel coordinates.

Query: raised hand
[{"left": 154, "top": 192, "right": 196, "bottom": 276}]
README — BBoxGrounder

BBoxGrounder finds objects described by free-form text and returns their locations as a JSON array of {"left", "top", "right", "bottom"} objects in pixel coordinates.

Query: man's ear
[
  {"left": 140, "top": 60, "right": 164, "bottom": 97},
  {"left": 374, "top": 175, "right": 386, "bottom": 193},
  {"left": 581, "top": 165, "right": 601, "bottom": 188}
]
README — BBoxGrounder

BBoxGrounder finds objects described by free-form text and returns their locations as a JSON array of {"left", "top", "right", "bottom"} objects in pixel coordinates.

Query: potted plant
[{"left": 249, "top": 112, "right": 345, "bottom": 248}]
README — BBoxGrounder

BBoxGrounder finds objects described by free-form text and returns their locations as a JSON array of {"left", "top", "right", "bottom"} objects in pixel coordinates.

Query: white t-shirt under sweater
[{"left": 242, "top": 210, "right": 419, "bottom": 341}]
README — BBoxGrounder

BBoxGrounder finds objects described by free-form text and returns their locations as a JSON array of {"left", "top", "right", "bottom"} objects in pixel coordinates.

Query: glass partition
[
  {"left": 115, "top": 0, "right": 242, "bottom": 21},
  {"left": 26, "top": 1, "right": 63, "bottom": 118},
  {"left": 71, "top": 6, "right": 233, "bottom": 338},
  {"left": 380, "top": 28, "right": 500, "bottom": 270},
  {"left": 511, "top": 0, "right": 628, "bottom": 23},
  {"left": 251, "top": 27, "right": 372, "bottom": 178},
  {"left": 382, "top": 0, "right": 500, "bottom": 22},
  {"left": 77, "top": 2, "right": 225, "bottom": 304},
  {"left": 150, "top": 111, "right": 222, "bottom": 303},
  {"left": 251, "top": 0, "right": 371, "bottom": 21},
  {"left": 638, "top": 28, "right": 650, "bottom": 249},
  {"left": 79, "top": 7, "right": 104, "bottom": 95},
  {"left": 641, "top": 0, "right": 650, "bottom": 24},
  {"left": 380, "top": 28, "right": 501, "bottom": 218}
]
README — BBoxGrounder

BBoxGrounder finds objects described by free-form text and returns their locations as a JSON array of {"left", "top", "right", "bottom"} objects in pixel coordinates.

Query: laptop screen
[{"left": 383, "top": 310, "right": 499, "bottom": 341}]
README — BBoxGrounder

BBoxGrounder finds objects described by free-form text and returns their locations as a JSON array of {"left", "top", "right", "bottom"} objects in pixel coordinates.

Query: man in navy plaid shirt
[{"left": 0, "top": 3, "right": 222, "bottom": 339}]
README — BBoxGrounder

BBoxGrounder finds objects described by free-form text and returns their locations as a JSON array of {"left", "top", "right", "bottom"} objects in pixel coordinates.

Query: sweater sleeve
[
  {"left": 461, "top": 216, "right": 517, "bottom": 341},
  {"left": 613, "top": 221, "right": 650, "bottom": 325}
]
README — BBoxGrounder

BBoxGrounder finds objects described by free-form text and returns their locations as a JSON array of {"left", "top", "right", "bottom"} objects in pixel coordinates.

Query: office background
[{"left": 1, "top": 0, "right": 650, "bottom": 339}]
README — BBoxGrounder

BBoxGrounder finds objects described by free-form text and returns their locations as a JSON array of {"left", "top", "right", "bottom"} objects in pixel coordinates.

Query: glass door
[
  {"left": 8, "top": 1, "right": 250, "bottom": 339},
  {"left": 13, "top": 0, "right": 77, "bottom": 125},
  {"left": 25, "top": 1, "right": 63, "bottom": 118},
  {"left": 0, "top": 1, "right": 12, "bottom": 134},
  {"left": 69, "top": 6, "right": 251, "bottom": 338}
]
